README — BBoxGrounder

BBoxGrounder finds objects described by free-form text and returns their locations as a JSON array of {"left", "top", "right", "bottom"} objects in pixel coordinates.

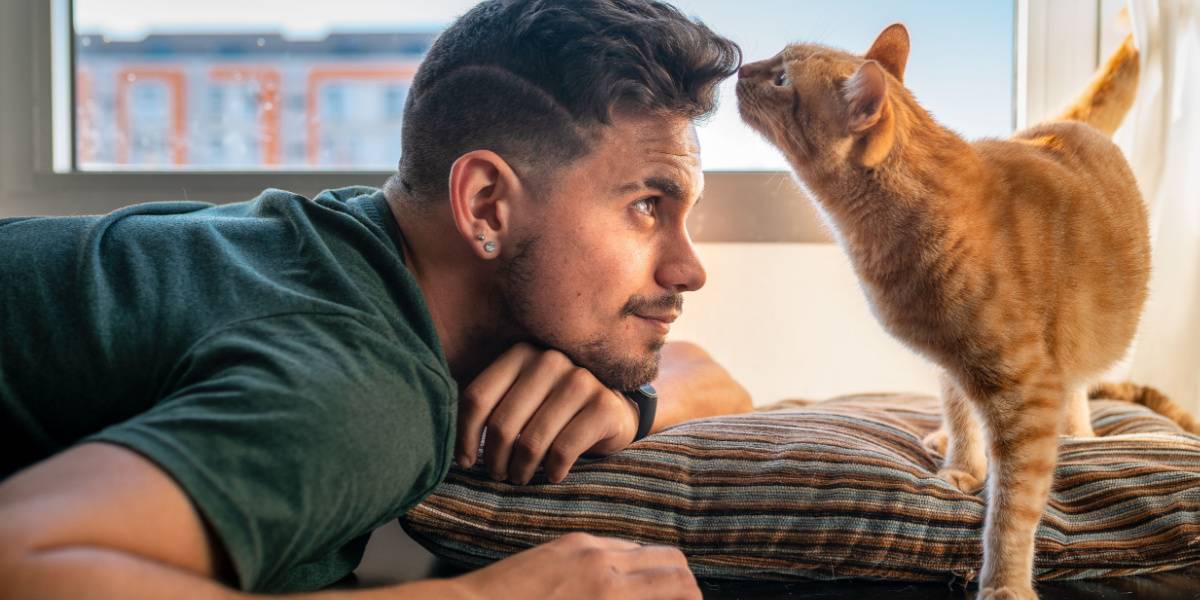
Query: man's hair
[{"left": 387, "top": 0, "right": 741, "bottom": 204}]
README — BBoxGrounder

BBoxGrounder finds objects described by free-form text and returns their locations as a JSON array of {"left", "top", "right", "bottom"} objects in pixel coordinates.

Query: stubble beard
[{"left": 492, "top": 235, "right": 664, "bottom": 390}]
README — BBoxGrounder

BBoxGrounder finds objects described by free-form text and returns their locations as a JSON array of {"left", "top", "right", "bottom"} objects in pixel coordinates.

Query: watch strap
[{"left": 624, "top": 384, "right": 658, "bottom": 442}]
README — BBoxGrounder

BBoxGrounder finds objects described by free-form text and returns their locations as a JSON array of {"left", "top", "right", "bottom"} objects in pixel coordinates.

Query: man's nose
[{"left": 658, "top": 237, "right": 707, "bottom": 293}]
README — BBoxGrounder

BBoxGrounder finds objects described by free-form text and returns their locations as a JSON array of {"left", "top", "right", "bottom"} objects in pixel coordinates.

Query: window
[
  {"left": 72, "top": 1, "right": 472, "bottom": 171},
  {"left": 71, "top": 0, "right": 1013, "bottom": 173},
  {"left": 6, "top": 0, "right": 1047, "bottom": 236},
  {"left": 675, "top": 0, "right": 1014, "bottom": 171}
]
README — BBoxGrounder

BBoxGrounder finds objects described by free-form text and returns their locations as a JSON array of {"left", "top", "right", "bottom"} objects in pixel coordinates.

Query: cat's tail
[
  {"left": 1056, "top": 34, "right": 1140, "bottom": 136},
  {"left": 1089, "top": 382, "right": 1200, "bottom": 434}
]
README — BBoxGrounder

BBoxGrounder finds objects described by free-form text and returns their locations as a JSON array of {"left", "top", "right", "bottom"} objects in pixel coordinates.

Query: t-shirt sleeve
[{"left": 85, "top": 313, "right": 456, "bottom": 592}]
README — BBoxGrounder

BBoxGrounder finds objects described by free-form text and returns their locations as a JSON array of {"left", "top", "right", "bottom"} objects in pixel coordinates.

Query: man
[{"left": 0, "top": 0, "right": 748, "bottom": 598}]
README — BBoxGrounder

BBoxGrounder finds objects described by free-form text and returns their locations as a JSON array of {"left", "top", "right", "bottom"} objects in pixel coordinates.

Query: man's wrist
[{"left": 622, "top": 384, "right": 658, "bottom": 441}]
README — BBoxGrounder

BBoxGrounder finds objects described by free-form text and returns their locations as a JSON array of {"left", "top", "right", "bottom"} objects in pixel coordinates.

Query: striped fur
[
  {"left": 735, "top": 23, "right": 1148, "bottom": 599},
  {"left": 403, "top": 394, "right": 1200, "bottom": 583}
]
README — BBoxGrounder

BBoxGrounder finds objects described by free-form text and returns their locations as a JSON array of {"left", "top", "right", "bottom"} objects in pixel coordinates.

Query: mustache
[{"left": 621, "top": 293, "right": 684, "bottom": 317}]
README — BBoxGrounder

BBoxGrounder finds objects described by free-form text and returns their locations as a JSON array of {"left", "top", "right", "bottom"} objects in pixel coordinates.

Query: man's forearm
[
  {"left": 5, "top": 546, "right": 466, "bottom": 600},
  {"left": 650, "top": 341, "right": 753, "bottom": 432}
]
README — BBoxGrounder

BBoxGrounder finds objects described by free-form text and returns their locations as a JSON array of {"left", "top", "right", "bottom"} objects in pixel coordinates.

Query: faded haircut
[{"left": 386, "top": 0, "right": 741, "bottom": 204}]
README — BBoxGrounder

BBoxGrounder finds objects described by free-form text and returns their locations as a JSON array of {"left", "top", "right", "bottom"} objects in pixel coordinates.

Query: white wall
[{"left": 673, "top": 244, "right": 940, "bottom": 406}]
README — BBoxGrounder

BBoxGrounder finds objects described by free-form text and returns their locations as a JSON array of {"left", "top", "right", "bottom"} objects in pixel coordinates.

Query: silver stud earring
[
  {"left": 483, "top": 241, "right": 497, "bottom": 253},
  {"left": 475, "top": 233, "right": 485, "bottom": 241}
]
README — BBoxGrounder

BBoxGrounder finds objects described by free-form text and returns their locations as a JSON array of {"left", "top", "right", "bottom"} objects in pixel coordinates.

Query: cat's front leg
[
  {"left": 977, "top": 378, "right": 1065, "bottom": 600},
  {"left": 926, "top": 372, "right": 987, "bottom": 494},
  {"left": 1062, "top": 385, "right": 1095, "bottom": 437}
]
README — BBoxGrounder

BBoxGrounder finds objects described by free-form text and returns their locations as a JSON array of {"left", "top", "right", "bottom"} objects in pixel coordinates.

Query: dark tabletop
[{"left": 352, "top": 522, "right": 1200, "bottom": 599}]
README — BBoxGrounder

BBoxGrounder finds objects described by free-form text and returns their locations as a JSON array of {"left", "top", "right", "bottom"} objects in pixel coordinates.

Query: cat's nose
[{"left": 739, "top": 62, "right": 767, "bottom": 79}]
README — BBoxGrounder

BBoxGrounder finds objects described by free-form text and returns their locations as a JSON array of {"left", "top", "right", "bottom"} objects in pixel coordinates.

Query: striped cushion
[{"left": 401, "top": 394, "right": 1200, "bottom": 582}]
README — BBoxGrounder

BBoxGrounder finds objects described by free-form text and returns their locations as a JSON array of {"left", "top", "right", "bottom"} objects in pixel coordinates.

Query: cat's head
[{"left": 736, "top": 23, "right": 911, "bottom": 171}]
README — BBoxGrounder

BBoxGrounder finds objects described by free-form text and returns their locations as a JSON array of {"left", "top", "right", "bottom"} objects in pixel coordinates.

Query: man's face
[{"left": 499, "top": 112, "right": 707, "bottom": 390}]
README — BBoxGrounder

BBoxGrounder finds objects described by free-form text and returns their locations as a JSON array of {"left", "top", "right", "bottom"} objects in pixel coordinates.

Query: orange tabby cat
[{"left": 737, "top": 25, "right": 1148, "bottom": 600}]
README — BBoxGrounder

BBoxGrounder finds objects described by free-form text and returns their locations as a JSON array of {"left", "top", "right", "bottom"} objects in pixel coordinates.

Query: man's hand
[
  {"left": 450, "top": 532, "right": 700, "bottom": 600},
  {"left": 456, "top": 343, "right": 638, "bottom": 485}
]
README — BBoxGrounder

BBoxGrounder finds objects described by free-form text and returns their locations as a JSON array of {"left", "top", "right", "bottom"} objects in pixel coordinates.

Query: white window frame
[
  {"left": 3, "top": 0, "right": 1096, "bottom": 242},
  {"left": 1016, "top": 0, "right": 1108, "bottom": 129}
]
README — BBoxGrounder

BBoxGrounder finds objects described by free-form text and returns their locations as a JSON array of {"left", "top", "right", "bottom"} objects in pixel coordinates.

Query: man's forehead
[
  {"left": 595, "top": 116, "right": 703, "bottom": 196},
  {"left": 621, "top": 116, "right": 699, "bottom": 157}
]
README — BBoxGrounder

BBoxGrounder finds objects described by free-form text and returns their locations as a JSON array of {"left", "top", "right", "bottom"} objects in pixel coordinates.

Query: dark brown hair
[{"left": 387, "top": 0, "right": 741, "bottom": 203}]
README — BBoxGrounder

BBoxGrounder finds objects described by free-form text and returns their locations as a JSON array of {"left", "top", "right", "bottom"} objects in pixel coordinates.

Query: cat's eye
[{"left": 774, "top": 71, "right": 789, "bottom": 87}]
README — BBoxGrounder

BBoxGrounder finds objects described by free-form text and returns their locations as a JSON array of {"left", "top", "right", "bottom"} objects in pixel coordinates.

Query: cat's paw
[
  {"left": 1062, "top": 419, "right": 1096, "bottom": 438},
  {"left": 977, "top": 585, "right": 1037, "bottom": 600},
  {"left": 922, "top": 429, "right": 948, "bottom": 455},
  {"left": 937, "top": 468, "right": 985, "bottom": 494}
]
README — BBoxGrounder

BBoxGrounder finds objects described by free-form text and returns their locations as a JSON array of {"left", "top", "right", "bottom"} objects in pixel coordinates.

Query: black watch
[{"left": 622, "top": 383, "right": 658, "bottom": 442}]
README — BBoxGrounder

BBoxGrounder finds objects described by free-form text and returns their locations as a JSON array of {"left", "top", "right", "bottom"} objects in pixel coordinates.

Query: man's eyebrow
[{"left": 613, "top": 176, "right": 688, "bottom": 201}]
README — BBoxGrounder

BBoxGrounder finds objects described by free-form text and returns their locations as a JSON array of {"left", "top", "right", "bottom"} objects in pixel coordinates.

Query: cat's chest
[
  {"left": 813, "top": 186, "right": 960, "bottom": 327},
  {"left": 836, "top": 230, "right": 952, "bottom": 340},
  {"left": 839, "top": 225, "right": 938, "bottom": 295}
]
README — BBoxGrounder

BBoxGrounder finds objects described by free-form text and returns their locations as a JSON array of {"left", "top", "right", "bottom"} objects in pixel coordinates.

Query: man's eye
[
  {"left": 633, "top": 198, "right": 659, "bottom": 217},
  {"left": 775, "top": 71, "right": 789, "bottom": 86}
]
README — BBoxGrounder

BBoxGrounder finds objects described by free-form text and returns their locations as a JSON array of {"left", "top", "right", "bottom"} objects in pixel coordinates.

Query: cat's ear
[
  {"left": 865, "top": 23, "right": 910, "bottom": 82},
  {"left": 845, "top": 60, "right": 888, "bottom": 133}
]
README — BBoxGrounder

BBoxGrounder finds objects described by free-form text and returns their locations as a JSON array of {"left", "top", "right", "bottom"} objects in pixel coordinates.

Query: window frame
[
  {"left": 1016, "top": 0, "right": 1105, "bottom": 129},
  {"left": 3, "top": 0, "right": 1072, "bottom": 242}
]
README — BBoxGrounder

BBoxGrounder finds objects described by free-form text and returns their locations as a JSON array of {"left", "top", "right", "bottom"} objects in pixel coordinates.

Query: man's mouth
[
  {"left": 622, "top": 293, "right": 683, "bottom": 337},
  {"left": 635, "top": 312, "right": 678, "bottom": 335}
]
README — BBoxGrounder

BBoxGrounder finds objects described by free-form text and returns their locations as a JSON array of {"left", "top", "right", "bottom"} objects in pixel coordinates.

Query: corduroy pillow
[{"left": 401, "top": 394, "right": 1200, "bottom": 582}]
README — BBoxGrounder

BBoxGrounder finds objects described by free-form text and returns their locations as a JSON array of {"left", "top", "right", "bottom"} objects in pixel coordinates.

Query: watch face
[{"left": 637, "top": 383, "right": 658, "bottom": 399}]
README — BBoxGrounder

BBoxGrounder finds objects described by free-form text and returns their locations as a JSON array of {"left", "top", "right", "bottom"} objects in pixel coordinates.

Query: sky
[{"left": 75, "top": 0, "right": 1015, "bottom": 171}]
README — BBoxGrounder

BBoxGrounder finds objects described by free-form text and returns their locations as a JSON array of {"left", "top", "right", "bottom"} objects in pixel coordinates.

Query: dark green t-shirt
[{"left": 0, "top": 187, "right": 457, "bottom": 592}]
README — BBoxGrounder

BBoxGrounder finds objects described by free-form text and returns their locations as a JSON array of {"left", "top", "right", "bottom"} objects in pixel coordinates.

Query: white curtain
[{"left": 1116, "top": 0, "right": 1200, "bottom": 414}]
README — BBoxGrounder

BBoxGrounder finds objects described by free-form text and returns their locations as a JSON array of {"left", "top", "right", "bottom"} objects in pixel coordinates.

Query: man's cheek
[{"left": 553, "top": 235, "right": 645, "bottom": 317}]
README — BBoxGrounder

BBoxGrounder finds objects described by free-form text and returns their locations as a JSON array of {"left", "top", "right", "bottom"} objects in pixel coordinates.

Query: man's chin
[{"left": 572, "top": 341, "right": 661, "bottom": 390}]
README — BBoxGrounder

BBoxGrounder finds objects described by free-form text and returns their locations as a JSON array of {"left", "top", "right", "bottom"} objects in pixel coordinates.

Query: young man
[{"left": 0, "top": 1, "right": 747, "bottom": 598}]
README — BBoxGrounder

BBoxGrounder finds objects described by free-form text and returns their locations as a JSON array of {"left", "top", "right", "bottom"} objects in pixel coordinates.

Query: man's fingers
[
  {"left": 620, "top": 565, "right": 701, "bottom": 600},
  {"left": 553, "top": 531, "right": 642, "bottom": 551},
  {"left": 610, "top": 546, "right": 698, "bottom": 600},
  {"left": 507, "top": 373, "right": 596, "bottom": 484},
  {"left": 459, "top": 344, "right": 632, "bottom": 483},
  {"left": 612, "top": 545, "right": 692, "bottom": 573},
  {"left": 456, "top": 345, "right": 534, "bottom": 467},
  {"left": 543, "top": 403, "right": 613, "bottom": 483},
  {"left": 483, "top": 352, "right": 573, "bottom": 480}
]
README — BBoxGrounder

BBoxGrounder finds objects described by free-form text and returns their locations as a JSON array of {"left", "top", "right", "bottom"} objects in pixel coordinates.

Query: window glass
[{"left": 74, "top": 1, "right": 1013, "bottom": 171}]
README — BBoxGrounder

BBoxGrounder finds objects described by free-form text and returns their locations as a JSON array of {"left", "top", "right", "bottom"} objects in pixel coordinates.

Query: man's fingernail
[{"left": 490, "top": 471, "right": 504, "bottom": 481}]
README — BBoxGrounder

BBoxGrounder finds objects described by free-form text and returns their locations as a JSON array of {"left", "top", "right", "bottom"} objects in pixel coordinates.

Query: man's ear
[
  {"left": 844, "top": 60, "right": 889, "bottom": 133},
  {"left": 447, "top": 150, "right": 520, "bottom": 260},
  {"left": 865, "top": 23, "right": 910, "bottom": 82}
]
